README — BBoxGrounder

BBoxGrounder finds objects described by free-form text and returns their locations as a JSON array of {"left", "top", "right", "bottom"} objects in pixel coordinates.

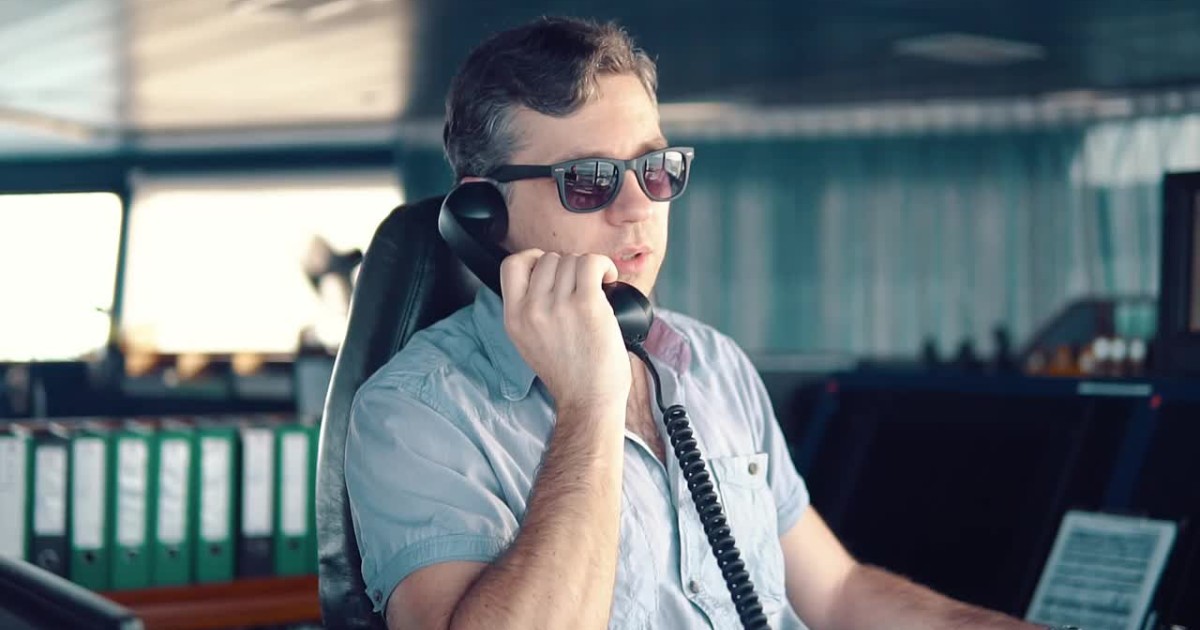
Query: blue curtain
[{"left": 659, "top": 115, "right": 1200, "bottom": 357}]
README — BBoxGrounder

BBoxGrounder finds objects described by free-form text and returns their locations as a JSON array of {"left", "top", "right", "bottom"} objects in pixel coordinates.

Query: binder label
[
  {"left": 241, "top": 429, "right": 275, "bottom": 536},
  {"left": 200, "top": 437, "right": 231, "bottom": 542},
  {"left": 33, "top": 445, "right": 66, "bottom": 536},
  {"left": 281, "top": 432, "right": 310, "bottom": 537},
  {"left": 157, "top": 439, "right": 190, "bottom": 545},
  {"left": 116, "top": 439, "right": 148, "bottom": 547},
  {"left": 72, "top": 438, "right": 106, "bottom": 549},
  {"left": 0, "top": 437, "right": 28, "bottom": 558}
]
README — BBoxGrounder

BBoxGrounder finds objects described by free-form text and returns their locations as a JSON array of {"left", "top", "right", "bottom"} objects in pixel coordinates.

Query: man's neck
[{"left": 626, "top": 355, "right": 666, "bottom": 463}]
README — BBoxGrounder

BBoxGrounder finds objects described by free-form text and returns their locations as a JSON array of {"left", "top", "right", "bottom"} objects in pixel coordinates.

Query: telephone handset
[
  {"left": 438, "top": 181, "right": 772, "bottom": 630},
  {"left": 437, "top": 181, "right": 653, "bottom": 347}
]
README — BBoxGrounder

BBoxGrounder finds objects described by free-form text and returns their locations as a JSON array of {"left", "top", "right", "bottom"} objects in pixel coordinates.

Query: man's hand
[{"left": 500, "top": 249, "right": 631, "bottom": 413}]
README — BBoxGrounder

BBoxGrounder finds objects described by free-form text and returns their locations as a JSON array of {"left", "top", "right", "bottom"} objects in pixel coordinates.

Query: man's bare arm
[
  {"left": 781, "top": 508, "right": 1042, "bottom": 630},
  {"left": 825, "top": 564, "right": 1043, "bottom": 630}
]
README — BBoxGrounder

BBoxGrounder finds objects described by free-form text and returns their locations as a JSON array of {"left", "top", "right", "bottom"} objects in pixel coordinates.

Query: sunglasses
[{"left": 485, "top": 146, "right": 695, "bottom": 213}]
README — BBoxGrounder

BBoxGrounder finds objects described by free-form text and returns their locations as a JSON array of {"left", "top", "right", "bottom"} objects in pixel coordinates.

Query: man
[{"left": 346, "top": 16, "right": 1050, "bottom": 630}]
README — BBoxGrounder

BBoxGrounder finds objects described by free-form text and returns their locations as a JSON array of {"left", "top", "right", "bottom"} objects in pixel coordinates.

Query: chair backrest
[{"left": 315, "top": 194, "right": 479, "bottom": 629}]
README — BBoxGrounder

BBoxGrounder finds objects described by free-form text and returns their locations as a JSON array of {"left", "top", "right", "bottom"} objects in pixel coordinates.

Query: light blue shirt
[{"left": 346, "top": 287, "right": 812, "bottom": 629}]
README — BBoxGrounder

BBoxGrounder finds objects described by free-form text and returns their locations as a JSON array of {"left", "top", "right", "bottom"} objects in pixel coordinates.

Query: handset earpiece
[{"left": 438, "top": 181, "right": 510, "bottom": 298}]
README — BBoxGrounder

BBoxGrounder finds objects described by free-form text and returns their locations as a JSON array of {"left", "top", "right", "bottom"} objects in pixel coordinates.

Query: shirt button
[
  {"left": 748, "top": 461, "right": 759, "bottom": 475},
  {"left": 688, "top": 579, "right": 702, "bottom": 594},
  {"left": 372, "top": 589, "right": 382, "bottom": 602}
]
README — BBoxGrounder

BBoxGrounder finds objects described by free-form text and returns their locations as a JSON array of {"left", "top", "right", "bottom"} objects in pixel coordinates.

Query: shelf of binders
[{"left": 0, "top": 414, "right": 321, "bottom": 625}]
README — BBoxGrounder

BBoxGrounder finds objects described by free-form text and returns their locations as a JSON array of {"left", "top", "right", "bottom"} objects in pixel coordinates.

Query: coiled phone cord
[{"left": 628, "top": 343, "right": 771, "bottom": 630}]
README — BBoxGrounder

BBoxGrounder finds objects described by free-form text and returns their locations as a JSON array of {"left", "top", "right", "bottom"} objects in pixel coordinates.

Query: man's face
[{"left": 496, "top": 73, "right": 670, "bottom": 297}]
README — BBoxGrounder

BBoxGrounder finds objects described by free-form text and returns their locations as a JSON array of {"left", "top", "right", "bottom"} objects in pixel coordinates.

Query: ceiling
[{"left": 3, "top": 0, "right": 1200, "bottom": 152}]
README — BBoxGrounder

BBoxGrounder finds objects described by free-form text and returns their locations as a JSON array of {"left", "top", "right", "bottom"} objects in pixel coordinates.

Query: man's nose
[{"left": 605, "top": 171, "right": 654, "bottom": 223}]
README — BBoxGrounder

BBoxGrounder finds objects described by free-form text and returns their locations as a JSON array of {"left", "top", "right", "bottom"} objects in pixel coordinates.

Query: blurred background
[{"left": 1, "top": 1, "right": 1199, "bottom": 628}]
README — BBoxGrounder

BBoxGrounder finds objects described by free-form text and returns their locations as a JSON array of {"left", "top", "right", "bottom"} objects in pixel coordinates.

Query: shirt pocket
[
  {"left": 704, "top": 452, "right": 786, "bottom": 616},
  {"left": 609, "top": 485, "right": 655, "bottom": 629}
]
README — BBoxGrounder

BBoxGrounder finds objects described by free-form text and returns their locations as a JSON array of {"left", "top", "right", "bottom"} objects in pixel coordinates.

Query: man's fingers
[
  {"left": 499, "top": 248, "right": 544, "bottom": 304},
  {"left": 526, "top": 252, "right": 561, "bottom": 304},
  {"left": 553, "top": 254, "right": 579, "bottom": 300},
  {"left": 578, "top": 254, "right": 620, "bottom": 289}
]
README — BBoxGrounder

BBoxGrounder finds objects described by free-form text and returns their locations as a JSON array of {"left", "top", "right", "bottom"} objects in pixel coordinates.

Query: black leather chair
[{"left": 316, "top": 194, "right": 480, "bottom": 629}]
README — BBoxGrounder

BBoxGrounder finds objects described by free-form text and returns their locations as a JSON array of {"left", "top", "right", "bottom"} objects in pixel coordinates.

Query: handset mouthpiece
[{"left": 603, "top": 282, "right": 653, "bottom": 346}]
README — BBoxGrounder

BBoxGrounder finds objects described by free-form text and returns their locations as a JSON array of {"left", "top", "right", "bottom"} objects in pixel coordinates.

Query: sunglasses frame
[{"left": 485, "top": 146, "right": 695, "bottom": 213}]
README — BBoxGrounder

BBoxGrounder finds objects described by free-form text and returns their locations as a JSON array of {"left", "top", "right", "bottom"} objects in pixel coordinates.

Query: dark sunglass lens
[
  {"left": 564, "top": 161, "right": 619, "bottom": 210},
  {"left": 642, "top": 150, "right": 687, "bottom": 200}
]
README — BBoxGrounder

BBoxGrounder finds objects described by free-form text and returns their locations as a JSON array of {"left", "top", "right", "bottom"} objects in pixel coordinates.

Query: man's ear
[{"left": 459, "top": 175, "right": 489, "bottom": 185}]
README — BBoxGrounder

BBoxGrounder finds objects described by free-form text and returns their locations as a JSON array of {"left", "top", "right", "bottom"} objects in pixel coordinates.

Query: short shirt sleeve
[
  {"left": 726, "top": 340, "right": 811, "bottom": 535},
  {"left": 345, "top": 375, "right": 518, "bottom": 614}
]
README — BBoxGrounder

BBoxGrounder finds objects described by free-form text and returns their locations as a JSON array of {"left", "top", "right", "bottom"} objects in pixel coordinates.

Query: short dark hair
[{"left": 443, "top": 17, "right": 659, "bottom": 181}]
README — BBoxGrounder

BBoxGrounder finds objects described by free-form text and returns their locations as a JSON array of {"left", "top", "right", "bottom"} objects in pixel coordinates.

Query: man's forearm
[
  {"left": 449, "top": 403, "right": 625, "bottom": 630},
  {"left": 827, "top": 564, "right": 1043, "bottom": 630}
]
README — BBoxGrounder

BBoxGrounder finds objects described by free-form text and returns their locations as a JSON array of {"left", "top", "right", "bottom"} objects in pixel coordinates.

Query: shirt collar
[{"left": 471, "top": 286, "right": 694, "bottom": 401}]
